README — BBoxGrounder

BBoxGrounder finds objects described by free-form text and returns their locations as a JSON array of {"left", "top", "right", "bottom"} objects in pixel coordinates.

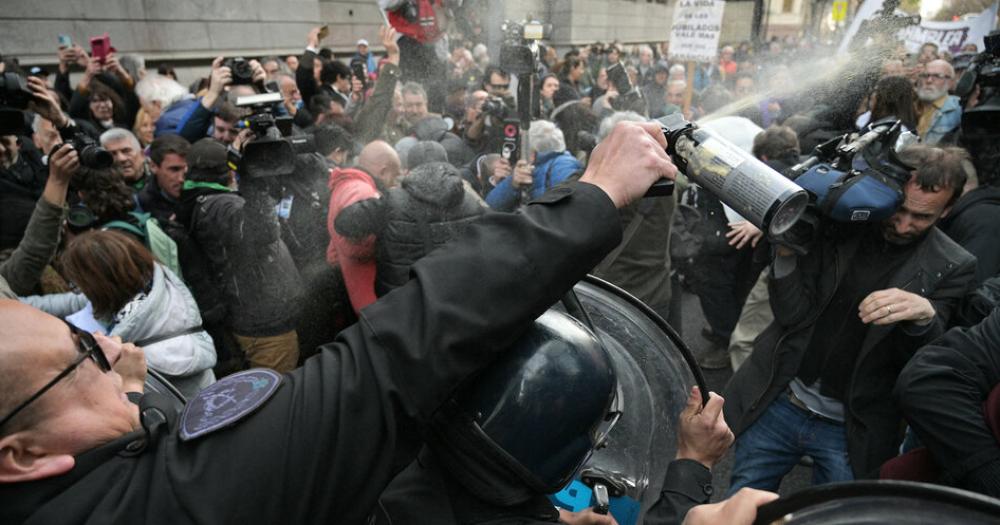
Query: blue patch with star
[{"left": 179, "top": 369, "right": 282, "bottom": 441}]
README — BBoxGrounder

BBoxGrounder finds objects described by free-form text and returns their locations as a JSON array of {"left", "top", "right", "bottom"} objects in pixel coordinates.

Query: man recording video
[{"left": 724, "top": 144, "right": 976, "bottom": 492}]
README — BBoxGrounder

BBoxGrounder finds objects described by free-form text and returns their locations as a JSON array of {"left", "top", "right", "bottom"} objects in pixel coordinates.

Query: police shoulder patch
[{"left": 179, "top": 369, "right": 282, "bottom": 441}]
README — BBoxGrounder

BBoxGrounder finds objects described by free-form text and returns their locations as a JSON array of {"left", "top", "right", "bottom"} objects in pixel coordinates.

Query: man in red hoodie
[{"left": 326, "top": 140, "right": 402, "bottom": 313}]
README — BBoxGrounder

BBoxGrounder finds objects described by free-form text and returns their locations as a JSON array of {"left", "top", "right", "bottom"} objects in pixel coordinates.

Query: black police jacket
[{"left": 0, "top": 182, "right": 622, "bottom": 525}]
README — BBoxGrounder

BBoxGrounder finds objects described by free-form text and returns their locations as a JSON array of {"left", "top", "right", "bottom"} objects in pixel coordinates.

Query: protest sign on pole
[
  {"left": 669, "top": 0, "right": 727, "bottom": 63},
  {"left": 838, "top": 0, "right": 998, "bottom": 55},
  {"left": 669, "top": 0, "right": 726, "bottom": 116}
]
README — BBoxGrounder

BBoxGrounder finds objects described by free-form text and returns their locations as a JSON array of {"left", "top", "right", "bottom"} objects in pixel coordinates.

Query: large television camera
[
  {"left": 232, "top": 92, "right": 315, "bottom": 179},
  {"left": 775, "top": 118, "right": 917, "bottom": 251},
  {"left": 956, "top": 30, "right": 1000, "bottom": 142},
  {"left": 497, "top": 18, "right": 550, "bottom": 164}
]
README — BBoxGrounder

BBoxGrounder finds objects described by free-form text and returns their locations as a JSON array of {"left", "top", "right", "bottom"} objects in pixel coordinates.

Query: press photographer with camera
[
  {"left": 0, "top": 73, "right": 83, "bottom": 300},
  {"left": 724, "top": 143, "right": 976, "bottom": 493},
  {"left": 174, "top": 56, "right": 267, "bottom": 144}
]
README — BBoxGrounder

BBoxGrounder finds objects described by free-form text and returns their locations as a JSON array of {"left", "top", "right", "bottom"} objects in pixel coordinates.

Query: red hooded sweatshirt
[{"left": 327, "top": 167, "right": 379, "bottom": 313}]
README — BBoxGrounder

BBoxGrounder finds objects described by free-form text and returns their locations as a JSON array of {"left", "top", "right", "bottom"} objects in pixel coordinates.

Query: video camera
[
  {"left": 775, "top": 119, "right": 917, "bottom": 251},
  {"left": 0, "top": 72, "right": 112, "bottom": 168},
  {"left": 496, "top": 18, "right": 551, "bottom": 164},
  {"left": 232, "top": 92, "right": 315, "bottom": 179},
  {"left": 956, "top": 30, "right": 1000, "bottom": 142}
]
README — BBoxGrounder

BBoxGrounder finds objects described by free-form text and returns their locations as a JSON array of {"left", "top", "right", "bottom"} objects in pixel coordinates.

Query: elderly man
[
  {"left": 100, "top": 128, "right": 150, "bottom": 190},
  {"left": 400, "top": 82, "right": 431, "bottom": 129},
  {"left": 0, "top": 122, "right": 688, "bottom": 525},
  {"left": 485, "top": 120, "right": 582, "bottom": 212},
  {"left": 916, "top": 59, "right": 961, "bottom": 144}
]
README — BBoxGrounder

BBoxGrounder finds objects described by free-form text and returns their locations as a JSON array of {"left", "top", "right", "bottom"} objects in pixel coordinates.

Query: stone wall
[{"left": 1, "top": 0, "right": 755, "bottom": 66}]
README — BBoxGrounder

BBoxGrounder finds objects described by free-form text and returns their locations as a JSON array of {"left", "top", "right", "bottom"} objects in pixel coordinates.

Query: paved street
[{"left": 676, "top": 288, "right": 812, "bottom": 501}]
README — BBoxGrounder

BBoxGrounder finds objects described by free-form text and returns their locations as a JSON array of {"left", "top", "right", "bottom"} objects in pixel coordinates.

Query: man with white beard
[{"left": 916, "top": 59, "right": 962, "bottom": 145}]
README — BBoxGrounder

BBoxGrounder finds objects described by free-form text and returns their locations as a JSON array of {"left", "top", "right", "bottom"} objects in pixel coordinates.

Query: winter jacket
[
  {"left": 334, "top": 162, "right": 485, "bottom": 296},
  {"left": 723, "top": 226, "right": 976, "bottom": 478},
  {"left": 0, "top": 197, "right": 67, "bottom": 300},
  {"left": 355, "top": 63, "right": 403, "bottom": 144},
  {"left": 941, "top": 185, "right": 1000, "bottom": 284},
  {"left": 485, "top": 151, "right": 582, "bottom": 212},
  {"left": 326, "top": 167, "right": 380, "bottom": 313},
  {"left": 154, "top": 97, "right": 199, "bottom": 138},
  {"left": 109, "top": 264, "right": 216, "bottom": 398},
  {"left": 180, "top": 185, "right": 303, "bottom": 337}
]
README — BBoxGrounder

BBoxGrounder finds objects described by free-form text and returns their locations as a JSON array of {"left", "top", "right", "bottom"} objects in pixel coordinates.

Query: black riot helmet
[{"left": 428, "top": 310, "right": 620, "bottom": 506}]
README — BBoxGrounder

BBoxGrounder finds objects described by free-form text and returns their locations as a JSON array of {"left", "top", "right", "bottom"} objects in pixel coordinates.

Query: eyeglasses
[
  {"left": 919, "top": 73, "right": 951, "bottom": 81},
  {"left": 0, "top": 320, "right": 112, "bottom": 430},
  {"left": 489, "top": 83, "right": 510, "bottom": 90}
]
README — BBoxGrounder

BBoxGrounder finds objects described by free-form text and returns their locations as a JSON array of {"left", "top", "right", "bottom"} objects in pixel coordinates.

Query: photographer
[
  {"left": 175, "top": 56, "right": 267, "bottom": 144},
  {"left": 724, "top": 145, "right": 976, "bottom": 493},
  {"left": 177, "top": 138, "right": 303, "bottom": 373},
  {"left": 485, "top": 120, "right": 581, "bottom": 212}
]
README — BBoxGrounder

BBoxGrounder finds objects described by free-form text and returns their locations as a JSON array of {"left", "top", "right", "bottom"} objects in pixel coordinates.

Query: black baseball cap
[{"left": 187, "top": 138, "right": 229, "bottom": 180}]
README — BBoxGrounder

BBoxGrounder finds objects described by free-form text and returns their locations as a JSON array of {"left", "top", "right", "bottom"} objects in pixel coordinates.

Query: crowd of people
[{"left": 1, "top": 2, "right": 1000, "bottom": 522}]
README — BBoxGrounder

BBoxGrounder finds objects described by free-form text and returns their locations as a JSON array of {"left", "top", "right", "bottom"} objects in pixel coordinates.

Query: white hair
[
  {"left": 119, "top": 54, "right": 146, "bottom": 82},
  {"left": 598, "top": 111, "right": 646, "bottom": 141},
  {"left": 669, "top": 64, "right": 686, "bottom": 76},
  {"left": 639, "top": 45, "right": 654, "bottom": 57},
  {"left": 529, "top": 120, "right": 566, "bottom": 155},
  {"left": 134, "top": 74, "right": 190, "bottom": 109},
  {"left": 472, "top": 43, "right": 489, "bottom": 61},
  {"left": 668, "top": 79, "right": 687, "bottom": 91},
  {"left": 99, "top": 127, "right": 141, "bottom": 149}
]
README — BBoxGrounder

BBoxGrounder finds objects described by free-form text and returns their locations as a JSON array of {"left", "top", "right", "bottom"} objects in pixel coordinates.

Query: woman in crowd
[
  {"left": 554, "top": 56, "right": 587, "bottom": 102},
  {"left": 132, "top": 107, "right": 157, "bottom": 148},
  {"left": 538, "top": 74, "right": 560, "bottom": 117},
  {"left": 61, "top": 230, "right": 216, "bottom": 398}
]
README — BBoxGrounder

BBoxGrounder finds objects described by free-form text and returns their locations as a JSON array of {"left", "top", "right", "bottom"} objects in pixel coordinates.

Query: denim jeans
[{"left": 728, "top": 393, "right": 854, "bottom": 496}]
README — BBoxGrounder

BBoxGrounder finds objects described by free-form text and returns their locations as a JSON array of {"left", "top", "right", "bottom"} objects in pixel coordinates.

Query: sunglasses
[{"left": 0, "top": 320, "right": 112, "bottom": 430}]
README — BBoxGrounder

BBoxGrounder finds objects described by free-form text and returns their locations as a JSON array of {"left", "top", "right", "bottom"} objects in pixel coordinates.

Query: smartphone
[
  {"left": 606, "top": 62, "right": 632, "bottom": 95},
  {"left": 317, "top": 25, "right": 330, "bottom": 42},
  {"left": 89, "top": 33, "right": 111, "bottom": 63},
  {"left": 351, "top": 62, "right": 367, "bottom": 89},
  {"left": 58, "top": 34, "right": 72, "bottom": 48}
]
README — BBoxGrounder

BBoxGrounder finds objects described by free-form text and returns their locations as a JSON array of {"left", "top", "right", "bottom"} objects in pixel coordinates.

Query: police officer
[{"left": 0, "top": 121, "right": 682, "bottom": 524}]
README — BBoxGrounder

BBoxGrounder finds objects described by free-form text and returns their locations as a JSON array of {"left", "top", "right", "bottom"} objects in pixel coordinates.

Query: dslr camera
[
  {"left": 0, "top": 72, "right": 111, "bottom": 168},
  {"left": 223, "top": 57, "right": 255, "bottom": 85}
]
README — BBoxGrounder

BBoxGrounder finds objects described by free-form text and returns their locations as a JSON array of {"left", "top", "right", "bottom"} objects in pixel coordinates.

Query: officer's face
[
  {"left": 882, "top": 178, "right": 953, "bottom": 245},
  {"left": 0, "top": 301, "right": 139, "bottom": 476}
]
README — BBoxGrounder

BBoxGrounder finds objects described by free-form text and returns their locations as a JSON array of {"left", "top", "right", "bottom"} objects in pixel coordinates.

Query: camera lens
[{"left": 78, "top": 144, "right": 114, "bottom": 169}]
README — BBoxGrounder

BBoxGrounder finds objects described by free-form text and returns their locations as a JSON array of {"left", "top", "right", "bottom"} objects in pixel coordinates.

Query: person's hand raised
[{"left": 579, "top": 121, "right": 676, "bottom": 208}]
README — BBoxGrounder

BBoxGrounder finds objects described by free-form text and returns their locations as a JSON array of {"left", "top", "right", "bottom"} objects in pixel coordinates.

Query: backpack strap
[{"left": 134, "top": 325, "right": 205, "bottom": 347}]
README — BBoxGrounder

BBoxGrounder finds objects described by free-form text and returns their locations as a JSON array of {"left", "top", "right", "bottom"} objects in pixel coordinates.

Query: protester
[{"left": 60, "top": 230, "right": 216, "bottom": 398}]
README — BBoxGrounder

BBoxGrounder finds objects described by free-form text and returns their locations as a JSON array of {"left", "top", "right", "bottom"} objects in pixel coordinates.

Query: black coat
[
  {"left": 335, "top": 163, "right": 486, "bottom": 296},
  {"left": 895, "top": 308, "right": 1000, "bottom": 496},
  {"left": 940, "top": 185, "right": 1000, "bottom": 284},
  {"left": 723, "top": 225, "right": 976, "bottom": 477},
  {"left": 180, "top": 187, "right": 303, "bottom": 337},
  {"left": 0, "top": 182, "right": 622, "bottom": 525}
]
